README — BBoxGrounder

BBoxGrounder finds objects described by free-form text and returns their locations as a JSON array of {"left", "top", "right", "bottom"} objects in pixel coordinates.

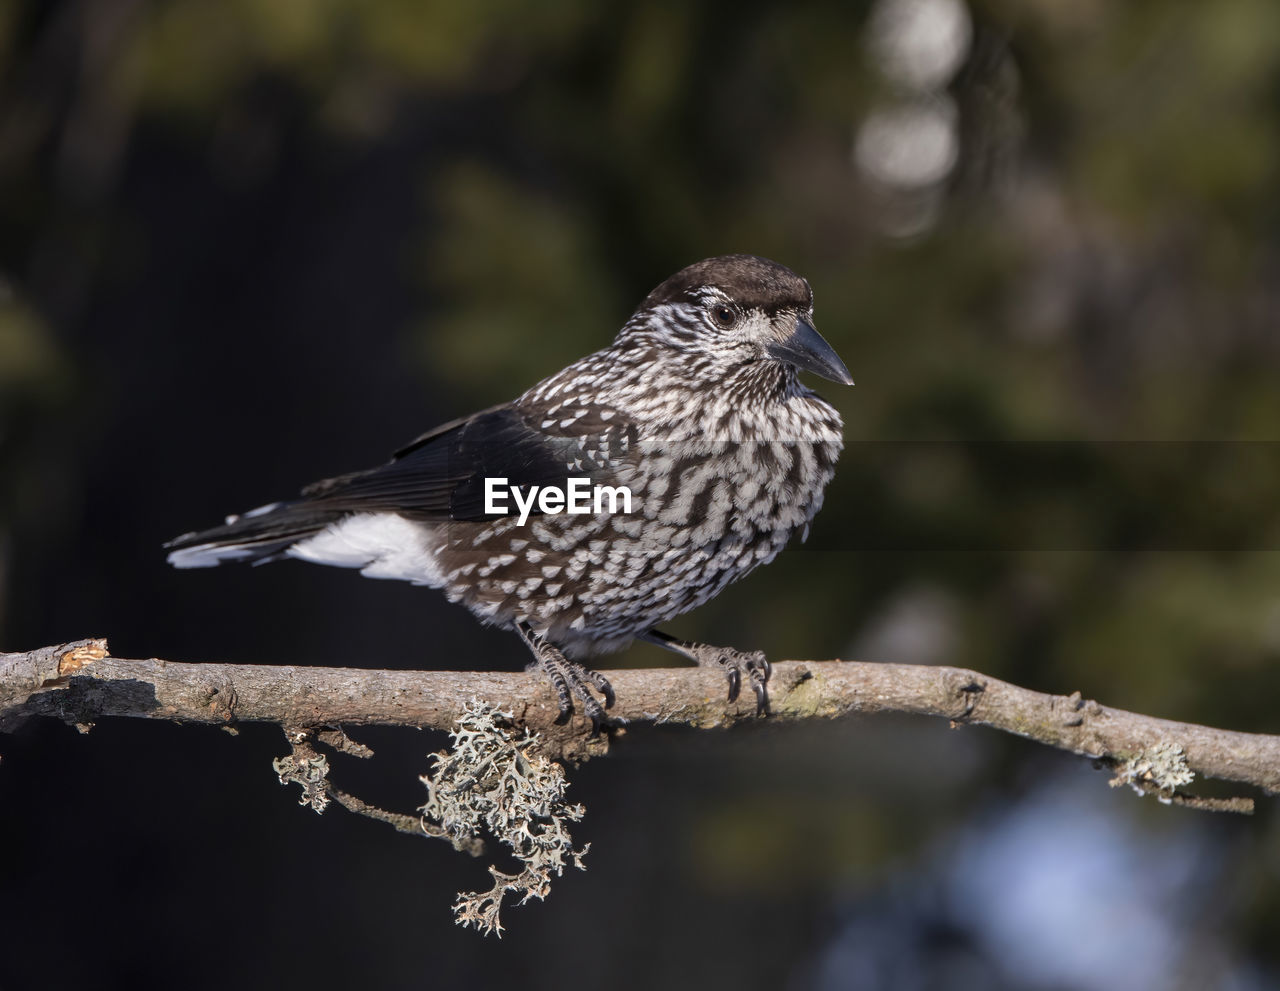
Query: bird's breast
[{"left": 431, "top": 389, "right": 843, "bottom": 646}]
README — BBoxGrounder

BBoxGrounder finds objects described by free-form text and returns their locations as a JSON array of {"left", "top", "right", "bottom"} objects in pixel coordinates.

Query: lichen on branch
[{"left": 420, "top": 700, "right": 589, "bottom": 936}]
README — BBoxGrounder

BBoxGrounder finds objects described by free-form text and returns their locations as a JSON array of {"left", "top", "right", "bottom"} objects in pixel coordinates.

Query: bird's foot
[
  {"left": 517, "top": 624, "right": 614, "bottom": 733},
  {"left": 689, "top": 645, "right": 772, "bottom": 716},
  {"left": 642, "top": 630, "right": 772, "bottom": 716},
  {"left": 542, "top": 654, "right": 615, "bottom": 733}
]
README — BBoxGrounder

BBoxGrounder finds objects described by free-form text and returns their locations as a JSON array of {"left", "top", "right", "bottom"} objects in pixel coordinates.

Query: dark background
[{"left": 3, "top": 1, "right": 1280, "bottom": 988}]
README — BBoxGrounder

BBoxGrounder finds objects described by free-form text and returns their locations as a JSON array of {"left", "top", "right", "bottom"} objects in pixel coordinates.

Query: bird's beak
[{"left": 767, "top": 318, "right": 854, "bottom": 386}]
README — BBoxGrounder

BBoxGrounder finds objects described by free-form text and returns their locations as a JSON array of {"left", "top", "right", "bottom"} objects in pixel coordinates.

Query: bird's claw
[
  {"left": 751, "top": 667, "right": 770, "bottom": 717},
  {"left": 736, "top": 650, "right": 771, "bottom": 716},
  {"left": 549, "top": 668, "right": 612, "bottom": 733},
  {"left": 597, "top": 674, "right": 616, "bottom": 711},
  {"left": 695, "top": 646, "right": 771, "bottom": 717},
  {"left": 726, "top": 666, "right": 741, "bottom": 703},
  {"left": 520, "top": 623, "right": 614, "bottom": 734},
  {"left": 550, "top": 678, "right": 610, "bottom": 734}
]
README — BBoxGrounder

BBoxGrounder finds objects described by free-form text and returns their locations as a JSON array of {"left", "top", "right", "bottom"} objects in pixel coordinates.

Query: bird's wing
[{"left": 300, "top": 404, "right": 637, "bottom": 522}]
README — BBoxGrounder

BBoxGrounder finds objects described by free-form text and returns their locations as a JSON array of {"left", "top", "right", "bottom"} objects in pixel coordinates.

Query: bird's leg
[
  {"left": 516, "top": 622, "right": 615, "bottom": 732},
  {"left": 641, "top": 629, "right": 772, "bottom": 716}
]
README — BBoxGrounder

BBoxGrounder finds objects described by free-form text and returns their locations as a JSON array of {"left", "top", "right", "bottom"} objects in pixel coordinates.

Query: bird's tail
[{"left": 165, "top": 500, "right": 343, "bottom": 569}]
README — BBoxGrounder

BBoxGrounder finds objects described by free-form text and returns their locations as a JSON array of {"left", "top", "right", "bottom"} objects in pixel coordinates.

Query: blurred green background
[{"left": 2, "top": 1, "right": 1279, "bottom": 988}]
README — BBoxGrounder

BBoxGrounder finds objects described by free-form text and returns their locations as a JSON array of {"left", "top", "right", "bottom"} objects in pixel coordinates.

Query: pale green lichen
[
  {"left": 420, "top": 700, "right": 588, "bottom": 936},
  {"left": 785, "top": 668, "right": 826, "bottom": 717},
  {"left": 1110, "top": 742, "right": 1195, "bottom": 800},
  {"left": 273, "top": 749, "right": 331, "bottom": 813}
]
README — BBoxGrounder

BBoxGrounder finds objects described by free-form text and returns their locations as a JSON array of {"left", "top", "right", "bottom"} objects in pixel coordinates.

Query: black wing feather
[
  {"left": 300, "top": 405, "right": 631, "bottom": 522},
  {"left": 166, "top": 402, "right": 636, "bottom": 559}
]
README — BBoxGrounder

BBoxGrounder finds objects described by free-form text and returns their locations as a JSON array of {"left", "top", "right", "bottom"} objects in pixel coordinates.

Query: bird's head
[{"left": 623, "top": 254, "right": 854, "bottom": 387}]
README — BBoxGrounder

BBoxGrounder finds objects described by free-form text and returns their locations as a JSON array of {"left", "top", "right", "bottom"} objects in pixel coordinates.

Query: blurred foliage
[
  {"left": 0, "top": 290, "right": 66, "bottom": 420},
  {"left": 419, "top": 162, "right": 622, "bottom": 394},
  {"left": 0, "top": 286, "right": 69, "bottom": 636}
]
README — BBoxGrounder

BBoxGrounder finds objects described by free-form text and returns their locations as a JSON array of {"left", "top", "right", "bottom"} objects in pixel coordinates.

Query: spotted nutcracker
[{"left": 167, "top": 255, "right": 852, "bottom": 728}]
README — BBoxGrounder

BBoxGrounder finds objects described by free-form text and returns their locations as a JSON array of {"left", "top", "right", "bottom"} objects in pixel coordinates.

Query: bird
[{"left": 166, "top": 254, "right": 852, "bottom": 730}]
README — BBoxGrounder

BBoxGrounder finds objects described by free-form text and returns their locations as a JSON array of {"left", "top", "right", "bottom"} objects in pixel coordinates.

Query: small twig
[
  {"left": 1165, "top": 794, "right": 1255, "bottom": 815},
  {"left": 326, "top": 786, "right": 484, "bottom": 854},
  {"left": 275, "top": 726, "right": 483, "bottom": 852},
  {"left": 314, "top": 726, "right": 375, "bottom": 758}
]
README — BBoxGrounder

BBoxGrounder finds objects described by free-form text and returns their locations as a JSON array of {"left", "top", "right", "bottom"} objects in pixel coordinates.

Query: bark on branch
[{"left": 2, "top": 638, "right": 1276, "bottom": 813}]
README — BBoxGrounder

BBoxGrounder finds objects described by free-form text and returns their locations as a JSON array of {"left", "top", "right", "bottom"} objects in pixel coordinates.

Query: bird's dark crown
[{"left": 640, "top": 254, "right": 813, "bottom": 314}]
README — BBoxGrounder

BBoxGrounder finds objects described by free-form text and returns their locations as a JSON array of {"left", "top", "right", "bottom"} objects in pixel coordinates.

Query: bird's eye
[{"left": 710, "top": 305, "right": 736, "bottom": 328}]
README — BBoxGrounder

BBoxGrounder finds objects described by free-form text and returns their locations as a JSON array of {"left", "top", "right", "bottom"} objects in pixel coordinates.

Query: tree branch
[{"left": 3, "top": 639, "right": 1277, "bottom": 811}]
